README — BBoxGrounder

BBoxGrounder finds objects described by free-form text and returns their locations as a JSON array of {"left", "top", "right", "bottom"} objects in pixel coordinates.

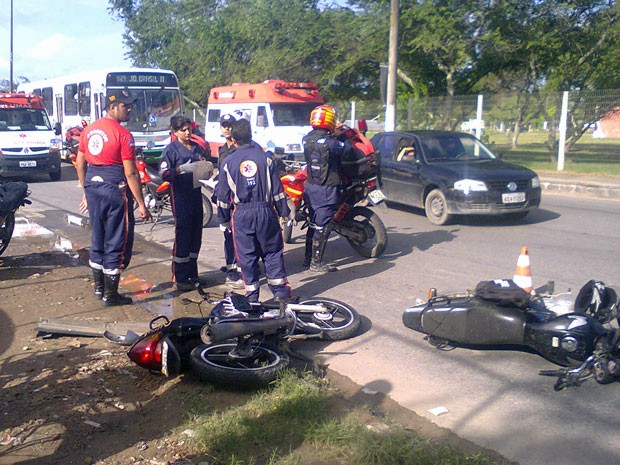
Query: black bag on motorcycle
[
  {"left": 0, "top": 182, "right": 28, "bottom": 212},
  {"left": 474, "top": 279, "right": 531, "bottom": 309}
]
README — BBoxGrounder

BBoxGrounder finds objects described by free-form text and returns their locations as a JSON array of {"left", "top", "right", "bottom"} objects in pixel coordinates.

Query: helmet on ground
[
  {"left": 310, "top": 105, "right": 337, "bottom": 131},
  {"left": 574, "top": 280, "right": 618, "bottom": 324}
]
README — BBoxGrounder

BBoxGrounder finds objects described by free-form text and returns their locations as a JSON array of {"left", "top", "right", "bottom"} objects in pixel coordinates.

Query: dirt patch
[{"left": 0, "top": 239, "right": 513, "bottom": 465}]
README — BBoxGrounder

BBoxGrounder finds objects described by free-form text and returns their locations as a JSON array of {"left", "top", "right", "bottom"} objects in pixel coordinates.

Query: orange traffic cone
[{"left": 513, "top": 246, "right": 533, "bottom": 293}]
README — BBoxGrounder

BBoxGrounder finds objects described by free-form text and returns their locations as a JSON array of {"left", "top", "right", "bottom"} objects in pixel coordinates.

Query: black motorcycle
[
  {"left": 402, "top": 279, "right": 620, "bottom": 390},
  {"left": 125, "top": 288, "right": 361, "bottom": 387},
  {"left": 0, "top": 181, "right": 31, "bottom": 256}
]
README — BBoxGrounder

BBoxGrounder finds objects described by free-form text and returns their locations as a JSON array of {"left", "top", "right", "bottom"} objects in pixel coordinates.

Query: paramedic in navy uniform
[
  {"left": 160, "top": 116, "right": 214, "bottom": 291},
  {"left": 76, "top": 90, "right": 151, "bottom": 307},
  {"left": 302, "top": 104, "right": 344, "bottom": 273},
  {"left": 216, "top": 118, "right": 292, "bottom": 303}
]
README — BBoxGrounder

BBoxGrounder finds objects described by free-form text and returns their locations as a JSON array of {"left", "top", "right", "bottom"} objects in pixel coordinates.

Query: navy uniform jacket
[{"left": 216, "top": 143, "right": 290, "bottom": 223}]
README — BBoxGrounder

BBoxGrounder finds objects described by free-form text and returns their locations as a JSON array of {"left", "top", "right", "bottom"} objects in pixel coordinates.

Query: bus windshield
[
  {"left": 124, "top": 89, "right": 182, "bottom": 133},
  {"left": 0, "top": 108, "right": 52, "bottom": 132}
]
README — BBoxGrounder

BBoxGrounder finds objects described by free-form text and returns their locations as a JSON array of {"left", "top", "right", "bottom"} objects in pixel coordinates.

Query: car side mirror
[{"left": 54, "top": 122, "right": 62, "bottom": 136}]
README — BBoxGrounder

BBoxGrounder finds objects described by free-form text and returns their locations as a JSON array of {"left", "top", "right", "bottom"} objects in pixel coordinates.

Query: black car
[{"left": 370, "top": 130, "right": 542, "bottom": 225}]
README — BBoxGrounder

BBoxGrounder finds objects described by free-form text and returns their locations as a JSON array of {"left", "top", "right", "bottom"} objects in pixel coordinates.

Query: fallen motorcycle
[
  {"left": 0, "top": 181, "right": 31, "bottom": 256},
  {"left": 280, "top": 167, "right": 387, "bottom": 258},
  {"left": 126, "top": 287, "right": 361, "bottom": 387},
  {"left": 135, "top": 152, "right": 213, "bottom": 228},
  {"left": 402, "top": 279, "right": 620, "bottom": 390}
]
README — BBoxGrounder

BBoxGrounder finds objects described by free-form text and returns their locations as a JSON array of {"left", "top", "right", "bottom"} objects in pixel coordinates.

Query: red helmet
[{"left": 310, "top": 105, "right": 337, "bottom": 131}]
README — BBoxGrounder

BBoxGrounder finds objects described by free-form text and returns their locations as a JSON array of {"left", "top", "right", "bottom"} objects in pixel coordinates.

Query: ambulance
[
  {"left": 204, "top": 80, "right": 324, "bottom": 160},
  {"left": 0, "top": 93, "right": 63, "bottom": 181}
]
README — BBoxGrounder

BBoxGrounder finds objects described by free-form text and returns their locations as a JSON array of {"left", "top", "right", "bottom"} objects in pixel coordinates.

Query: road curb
[{"left": 540, "top": 178, "right": 620, "bottom": 200}]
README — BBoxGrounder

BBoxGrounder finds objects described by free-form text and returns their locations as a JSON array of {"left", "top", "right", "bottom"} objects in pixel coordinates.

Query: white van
[
  {"left": 204, "top": 80, "right": 324, "bottom": 160},
  {"left": 0, "top": 93, "right": 63, "bottom": 181}
]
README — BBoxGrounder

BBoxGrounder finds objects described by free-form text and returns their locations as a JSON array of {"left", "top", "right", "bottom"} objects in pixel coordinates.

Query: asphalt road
[{"left": 12, "top": 165, "right": 620, "bottom": 465}]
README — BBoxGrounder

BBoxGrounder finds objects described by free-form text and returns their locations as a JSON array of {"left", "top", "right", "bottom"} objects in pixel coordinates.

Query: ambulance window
[
  {"left": 64, "top": 83, "right": 78, "bottom": 115},
  {"left": 207, "top": 109, "right": 221, "bottom": 123},
  {"left": 257, "top": 106, "right": 268, "bottom": 127},
  {"left": 78, "top": 82, "right": 91, "bottom": 116},
  {"left": 41, "top": 88, "right": 53, "bottom": 115}
]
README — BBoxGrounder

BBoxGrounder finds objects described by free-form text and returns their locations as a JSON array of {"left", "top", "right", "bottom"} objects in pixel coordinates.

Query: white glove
[{"left": 220, "top": 222, "right": 232, "bottom": 232}]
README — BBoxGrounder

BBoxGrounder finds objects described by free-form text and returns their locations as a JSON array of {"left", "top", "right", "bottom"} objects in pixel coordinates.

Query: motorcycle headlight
[
  {"left": 531, "top": 176, "right": 540, "bottom": 188},
  {"left": 454, "top": 179, "right": 487, "bottom": 195}
]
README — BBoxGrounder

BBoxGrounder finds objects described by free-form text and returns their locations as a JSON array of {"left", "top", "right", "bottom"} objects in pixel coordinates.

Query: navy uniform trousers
[
  {"left": 84, "top": 164, "right": 135, "bottom": 275},
  {"left": 232, "top": 202, "right": 289, "bottom": 302},
  {"left": 171, "top": 185, "right": 203, "bottom": 284}
]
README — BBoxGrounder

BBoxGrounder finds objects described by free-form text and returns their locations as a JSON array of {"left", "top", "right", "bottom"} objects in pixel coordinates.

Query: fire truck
[
  {"left": 204, "top": 80, "right": 324, "bottom": 160},
  {"left": 0, "top": 93, "right": 63, "bottom": 181}
]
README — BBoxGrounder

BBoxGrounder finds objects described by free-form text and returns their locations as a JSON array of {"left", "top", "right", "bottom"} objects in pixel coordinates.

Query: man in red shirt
[{"left": 76, "top": 90, "right": 151, "bottom": 307}]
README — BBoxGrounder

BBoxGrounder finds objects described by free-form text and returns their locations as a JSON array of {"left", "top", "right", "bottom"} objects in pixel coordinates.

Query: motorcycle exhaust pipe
[{"left": 202, "top": 316, "right": 293, "bottom": 344}]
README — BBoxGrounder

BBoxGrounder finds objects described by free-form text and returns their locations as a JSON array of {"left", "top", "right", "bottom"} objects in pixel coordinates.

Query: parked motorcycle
[
  {"left": 280, "top": 167, "right": 388, "bottom": 258},
  {"left": 135, "top": 152, "right": 214, "bottom": 228},
  {"left": 125, "top": 287, "right": 361, "bottom": 387},
  {"left": 0, "top": 181, "right": 31, "bottom": 256},
  {"left": 402, "top": 278, "right": 620, "bottom": 390}
]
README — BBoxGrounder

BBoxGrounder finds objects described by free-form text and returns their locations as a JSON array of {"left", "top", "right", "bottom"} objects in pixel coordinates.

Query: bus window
[
  {"left": 78, "top": 82, "right": 91, "bottom": 116},
  {"left": 64, "top": 83, "right": 78, "bottom": 115},
  {"left": 42, "top": 87, "right": 53, "bottom": 115}
]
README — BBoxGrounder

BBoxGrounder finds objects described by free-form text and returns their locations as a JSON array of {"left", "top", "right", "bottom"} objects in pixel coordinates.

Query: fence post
[
  {"left": 557, "top": 91, "right": 569, "bottom": 171},
  {"left": 350, "top": 101, "right": 356, "bottom": 129},
  {"left": 476, "top": 94, "right": 483, "bottom": 140}
]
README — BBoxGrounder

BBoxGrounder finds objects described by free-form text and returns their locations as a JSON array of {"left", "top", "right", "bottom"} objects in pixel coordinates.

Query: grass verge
[{"left": 183, "top": 370, "right": 514, "bottom": 465}]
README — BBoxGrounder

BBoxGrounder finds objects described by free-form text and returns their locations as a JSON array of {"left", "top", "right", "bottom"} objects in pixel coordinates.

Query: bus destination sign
[{"left": 106, "top": 72, "right": 178, "bottom": 87}]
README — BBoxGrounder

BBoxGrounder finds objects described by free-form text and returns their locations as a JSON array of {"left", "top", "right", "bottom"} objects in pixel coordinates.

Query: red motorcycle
[
  {"left": 280, "top": 167, "right": 387, "bottom": 258},
  {"left": 279, "top": 124, "right": 387, "bottom": 258}
]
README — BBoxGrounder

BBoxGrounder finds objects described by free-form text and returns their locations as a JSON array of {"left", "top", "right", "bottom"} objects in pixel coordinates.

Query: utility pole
[
  {"left": 384, "top": 0, "right": 399, "bottom": 131},
  {"left": 10, "top": 0, "right": 14, "bottom": 92}
]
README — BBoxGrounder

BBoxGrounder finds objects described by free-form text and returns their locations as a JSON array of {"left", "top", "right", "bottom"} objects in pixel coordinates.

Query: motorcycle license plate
[
  {"left": 502, "top": 192, "right": 525, "bottom": 204},
  {"left": 19, "top": 160, "right": 37, "bottom": 168},
  {"left": 368, "top": 188, "right": 386, "bottom": 204}
]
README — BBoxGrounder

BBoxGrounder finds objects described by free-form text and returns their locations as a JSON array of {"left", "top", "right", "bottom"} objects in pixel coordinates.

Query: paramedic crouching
[{"left": 216, "top": 118, "right": 292, "bottom": 303}]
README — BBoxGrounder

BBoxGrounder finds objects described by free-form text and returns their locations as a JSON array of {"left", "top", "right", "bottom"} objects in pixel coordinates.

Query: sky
[{"left": 0, "top": 0, "right": 132, "bottom": 83}]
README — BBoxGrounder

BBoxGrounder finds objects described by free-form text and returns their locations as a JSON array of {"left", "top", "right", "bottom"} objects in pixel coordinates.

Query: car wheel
[
  {"left": 424, "top": 189, "right": 452, "bottom": 225},
  {"left": 49, "top": 169, "right": 62, "bottom": 182}
]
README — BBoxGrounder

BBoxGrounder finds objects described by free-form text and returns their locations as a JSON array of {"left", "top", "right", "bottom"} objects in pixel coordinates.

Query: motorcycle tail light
[
  {"left": 366, "top": 179, "right": 376, "bottom": 189},
  {"left": 157, "top": 181, "right": 170, "bottom": 193},
  {"left": 128, "top": 332, "right": 163, "bottom": 369}
]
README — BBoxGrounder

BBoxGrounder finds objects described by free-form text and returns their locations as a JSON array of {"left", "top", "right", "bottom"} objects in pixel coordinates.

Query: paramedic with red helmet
[{"left": 301, "top": 104, "right": 345, "bottom": 273}]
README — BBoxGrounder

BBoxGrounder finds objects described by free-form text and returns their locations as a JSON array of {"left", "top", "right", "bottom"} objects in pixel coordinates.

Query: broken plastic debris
[
  {"left": 361, "top": 386, "right": 379, "bottom": 395},
  {"left": 84, "top": 420, "right": 101, "bottom": 428},
  {"left": 427, "top": 406, "right": 449, "bottom": 416}
]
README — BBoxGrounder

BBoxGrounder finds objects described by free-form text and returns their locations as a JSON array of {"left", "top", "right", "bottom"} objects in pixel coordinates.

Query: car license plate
[
  {"left": 368, "top": 188, "right": 386, "bottom": 204},
  {"left": 19, "top": 160, "right": 37, "bottom": 168},
  {"left": 502, "top": 192, "right": 525, "bottom": 203}
]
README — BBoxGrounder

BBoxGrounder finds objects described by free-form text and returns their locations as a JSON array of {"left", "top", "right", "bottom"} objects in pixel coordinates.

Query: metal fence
[{"left": 334, "top": 89, "right": 620, "bottom": 174}]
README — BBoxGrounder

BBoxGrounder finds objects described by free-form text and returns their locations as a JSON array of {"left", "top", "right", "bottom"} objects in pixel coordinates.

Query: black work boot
[
  {"left": 309, "top": 228, "right": 337, "bottom": 273},
  {"left": 92, "top": 268, "right": 105, "bottom": 300},
  {"left": 102, "top": 273, "right": 133, "bottom": 307}
]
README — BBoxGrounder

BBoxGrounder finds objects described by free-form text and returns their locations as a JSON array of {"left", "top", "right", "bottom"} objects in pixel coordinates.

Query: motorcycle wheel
[
  {"left": 189, "top": 343, "right": 289, "bottom": 387},
  {"left": 297, "top": 298, "right": 361, "bottom": 341},
  {"left": 0, "top": 212, "right": 15, "bottom": 256},
  {"left": 282, "top": 199, "right": 296, "bottom": 244},
  {"left": 201, "top": 192, "right": 213, "bottom": 227},
  {"left": 343, "top": 206, "right": 387, "bottom": 258}
]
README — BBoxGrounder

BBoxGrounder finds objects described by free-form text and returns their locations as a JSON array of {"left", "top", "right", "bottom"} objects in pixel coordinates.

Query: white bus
[{"left": 18, "top": 68, "right": 183, "bottom": 160}]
